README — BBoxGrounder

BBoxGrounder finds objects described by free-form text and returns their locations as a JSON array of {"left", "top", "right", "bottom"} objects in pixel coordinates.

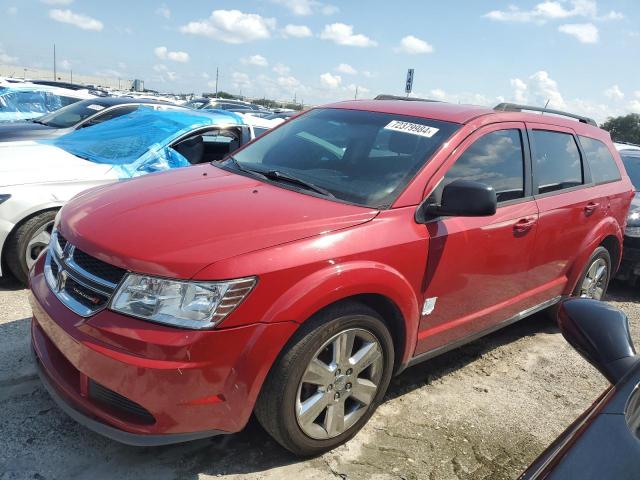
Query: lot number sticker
[
  {"left": 384, "top": 120, "right": 439, "bottom": 138},
  {"left": 86, "top": 104, "right": 105, "bottom": 111}
]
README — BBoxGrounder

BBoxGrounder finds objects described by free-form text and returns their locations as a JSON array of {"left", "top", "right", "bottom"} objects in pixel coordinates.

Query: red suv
[{"left": 30, "top": 100, "right": 634, "bottom": 455}]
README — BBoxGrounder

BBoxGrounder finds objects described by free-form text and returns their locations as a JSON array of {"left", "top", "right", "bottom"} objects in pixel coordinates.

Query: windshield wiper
[
  {"left": 221, "top": 157, "right": 334, "bottom": 198},
  {"left": 260, "top": 170, "right": 335, "bottom": 198}
]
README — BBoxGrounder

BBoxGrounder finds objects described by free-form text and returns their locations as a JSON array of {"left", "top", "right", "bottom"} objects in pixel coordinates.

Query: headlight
[
  {"left": 626, "top": 209, "right": 640, "bottom": 238},
  {"left": 0, "top": 194, "right": 10, "bottom": 205},
  {"left": 111, "top": 274, "right": 256, "bottom": 329}
]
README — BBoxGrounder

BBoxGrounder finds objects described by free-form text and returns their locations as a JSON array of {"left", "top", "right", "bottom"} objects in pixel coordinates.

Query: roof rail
[
  {"left": 494, "top": 102, "right": 598, "bottom": 127},
  {"left": 374, "top": 94, "right": 440, "bottom": 103}
]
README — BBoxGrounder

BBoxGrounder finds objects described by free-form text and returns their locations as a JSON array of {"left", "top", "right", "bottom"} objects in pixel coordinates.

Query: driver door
[{"left": 415, "top": 123, "right": 541, "bottom": 355}]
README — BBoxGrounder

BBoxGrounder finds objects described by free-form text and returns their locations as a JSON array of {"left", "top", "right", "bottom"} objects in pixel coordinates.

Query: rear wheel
[
  {"left": 573, "top": 247, "right": 611, "bottom": 300},
  {"left": 5, "top": 210, "right": 57, "bottom": 285},
  {"left": 255, "top": 302, "right": 394, "bottom": 456}
]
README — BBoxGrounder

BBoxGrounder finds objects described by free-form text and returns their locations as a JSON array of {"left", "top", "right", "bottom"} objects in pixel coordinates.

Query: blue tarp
[
  {"left": 0, "top": 86, "right": 73, "bottom": 122},
  {"left": 52, "top": 107, "right": 242, "bottom": 178}
]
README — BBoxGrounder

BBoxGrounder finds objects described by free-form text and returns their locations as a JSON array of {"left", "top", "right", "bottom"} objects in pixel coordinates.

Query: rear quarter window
[{"left": 578, "top": 136, "right": 621, "bottom": 184}]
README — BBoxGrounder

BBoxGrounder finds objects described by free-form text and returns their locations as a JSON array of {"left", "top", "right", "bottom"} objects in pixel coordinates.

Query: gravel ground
[{"left": 1, "top": 276, "right": 638, "bottom": 480}]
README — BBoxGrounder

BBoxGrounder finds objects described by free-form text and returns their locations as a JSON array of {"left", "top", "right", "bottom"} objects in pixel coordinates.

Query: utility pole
[
  {"left": 354, "top": 86, "right": 358, "bottom": 100},
  {"left": 53, "top": 44, "right": 57, "bottom": 81},
  {"left": 215, "top": 67, "right": 219, "bottom": 97},
  {"left": 70, "top": 70, "right": 73, "bottom": 84}
]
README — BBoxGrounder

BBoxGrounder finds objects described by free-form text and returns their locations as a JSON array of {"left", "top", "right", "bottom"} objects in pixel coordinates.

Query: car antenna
[{"left": 542, "top": 99, "right": 550, "bottom": 115}]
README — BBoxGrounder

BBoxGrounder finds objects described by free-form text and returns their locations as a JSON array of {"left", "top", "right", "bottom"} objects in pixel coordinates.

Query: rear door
[
  {"left": 415, "top": 122, "right": 540, "bottom": 355},
  {"left": 526, "top": 124, "right": 602, "bottom": 298}
]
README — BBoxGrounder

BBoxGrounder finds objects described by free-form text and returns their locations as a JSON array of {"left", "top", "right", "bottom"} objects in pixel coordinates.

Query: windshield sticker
[
  {"left": 86, "top": 104, "right": 105, "bottom": 111},
  {"left": 384, "top": 120, "right": 439, "bottom": 138}
]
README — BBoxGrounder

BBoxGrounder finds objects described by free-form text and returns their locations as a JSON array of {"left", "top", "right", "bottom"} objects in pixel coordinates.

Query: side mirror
[
  {"left": 558, "top": 298, "right": 639, "bottom": 384},
  {"left": 417, "top": 180, "right": 497, "bottom": 222}
]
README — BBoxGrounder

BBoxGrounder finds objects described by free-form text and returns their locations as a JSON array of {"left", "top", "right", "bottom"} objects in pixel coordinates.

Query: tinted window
[
  {"left": 87, "top": 105, "right": 138, "bottom": 126},
  {"left": 531, "top": 130, "right": 583, "bottom": 194},
  {"left": 39, "top": 100, "right": 109, "bottom": 128},
  {"left": 442, "top": 129, "right": 525, "bottom": 202},
  {"left": 621, "top": 152, "right": 640, "bottom": 190},
  {"left": 579, "top": 136, "right": 621, "bottom": 184},
  {"left": 227, "top": 108, "right": 460, "bottom": 208}
]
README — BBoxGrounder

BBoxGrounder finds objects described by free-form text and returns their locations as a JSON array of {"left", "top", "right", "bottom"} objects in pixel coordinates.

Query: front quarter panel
[{"left": 194, "top": 208, "right": 428, "bottom": 365}]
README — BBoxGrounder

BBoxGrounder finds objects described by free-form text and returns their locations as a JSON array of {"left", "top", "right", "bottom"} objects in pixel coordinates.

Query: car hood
[
  {"left": 60, "top": 165, "right": 379, "bottom": 279},
  {"left": 0, "top": 141, "right": 113, "bottom": 187},
  {"left": 0, "top": 121, "right": 59, "bottom": 142}
]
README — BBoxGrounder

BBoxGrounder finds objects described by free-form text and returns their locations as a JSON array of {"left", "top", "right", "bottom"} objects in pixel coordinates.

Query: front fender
[
  {"left": 565, "top": 216, "right": 623, "bottom": 295},
  {"left": 261, "top": 260, "right": 421, "bottom": 365}
]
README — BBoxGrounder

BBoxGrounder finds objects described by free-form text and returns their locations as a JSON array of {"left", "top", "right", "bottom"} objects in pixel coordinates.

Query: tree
[{"left": 601, "top": 114, "right": 640, "bottom": 145}]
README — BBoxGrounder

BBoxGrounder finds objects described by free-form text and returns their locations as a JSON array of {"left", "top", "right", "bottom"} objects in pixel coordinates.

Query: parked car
[
  {"left": 521, "top": 298, "right": 640, "bottom": 479},
  {"left": 185, "top": 97, "right": 268, "bottom": 113},
  {"left": 1, "top": 107, "right": 268, "bottom": 284},
  {"left": 0, "top": 97, "right": 175, "bottom": 142},
  {"left": 30, "top": 100, "right": 634, "bottom": 455},
  {"left": 0, "top": 82, "right": 96, "bottom": 122},
  {"left": 615, "top": 142, "right": 640, "bottom": 285}
]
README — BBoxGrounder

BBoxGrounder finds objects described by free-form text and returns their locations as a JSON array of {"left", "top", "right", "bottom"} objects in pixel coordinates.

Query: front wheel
[
  {"left": 255, "top": 302, "right": 394, "bottom": 456},
  {"left": 5, "top": 210, "right": 57, "bottom": 285}
]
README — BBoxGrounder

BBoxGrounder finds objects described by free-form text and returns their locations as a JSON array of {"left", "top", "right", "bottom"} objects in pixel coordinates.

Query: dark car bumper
[{"left": 617, "top": 236, "right": 640, "bottom": 282}]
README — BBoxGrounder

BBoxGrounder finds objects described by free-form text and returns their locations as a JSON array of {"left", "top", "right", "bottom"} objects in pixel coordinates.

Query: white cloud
[
  {"left": 320, "top": 72, "right": 342, "bottom": 88},
  {"left": 153, "top": 64, "right": 177, "bottom": 82},
  {"left": 362, "top": 70, "right": 374, "bottom": 78},
  {"left": 242, "top": 54, "right": 268, "bottom": 67},
  {"left": 273, "top": 63, "right": 291, "bottom": 75},
  {"left": 228, "top": 72, "right": 252, "bottom": 90},
  {"left": 484, "top": 0, "right": 622, "bottom": 23},
  {"left": 320, "top": 23, "right": 377, "bottom": 47},
  {"left": 282, "top": 24, "right": 312, "bottom": 38},
  {"left": 60, "top": 59, "right": 71, "bottom": 70},
  {"left": 336, "top": 63, "right": 357, "bottom": 75},
  {"left": 271, "top": 0, "right": 338, "bottom": 16},
  {"left": 0, "top": 44, "right": 18, "bottom": 64},
  {"left": 154, "top": 46, "right": 190, "bottom": 63},
  {"left": 181, "top": 10, "right": 276, "bottom": 44},
  {"left": 49, "top": 9, "right": 103, "bottom": 31},
  {"left": 604, "top": 85, "right": 624, "bottom": 101},
  {"left": 156, "top": 4, "right": 171, "bottom": 19},
  {"left": 6, "top": 6, "right": 17, "bottom": 15},
  {"left": 41, "top": 0, "right": 73, "bottom": 4},
  {"left": 630, "top": 92, "right": 640, "bottom": 113},
  {"left": 518, "top": 70, "right": 566, "bottom": 108},
  {"left": 277, "top": 75, "right": 301, "bottom": 90},
  {"left": 346, "top": 83, "right": 369, "bottom": 96},
  {"left": 510, "top": 78, "right": 528, "bottom": 103},
  {"left": 558, "top": 22, "right": 599, "bottom": 43},
  {"left": 396, "top": 35, "right": 434, "bottom": 54}
]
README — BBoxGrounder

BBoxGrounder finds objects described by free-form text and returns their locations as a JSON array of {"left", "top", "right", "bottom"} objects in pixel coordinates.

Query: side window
[
  {"left": 579, "top": 136, "right": 621, "bottom": 184},
  {"left": 442, "top": 129, "right": 525, "bottom": 202},
  {"left": 531, "top": 130, "right": 583, "bottom": 194}
]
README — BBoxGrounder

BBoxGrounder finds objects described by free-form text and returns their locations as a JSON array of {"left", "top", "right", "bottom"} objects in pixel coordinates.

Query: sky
[{"left": 0, "top": 0, "right": 639, "bottom": 122}]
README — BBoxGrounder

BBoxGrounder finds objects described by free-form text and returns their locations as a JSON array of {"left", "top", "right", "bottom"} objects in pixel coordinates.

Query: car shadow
[{"left": 0, "top": 274, "right": 23, "bottom": 292}]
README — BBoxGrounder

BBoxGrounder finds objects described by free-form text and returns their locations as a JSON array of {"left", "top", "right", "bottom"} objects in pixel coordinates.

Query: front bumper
[
  {"left": 30, "top": 254, "right": 297, "bottom": 444},
  {"left": 617, "top": 236, "right": 640, "bottom": 282}
]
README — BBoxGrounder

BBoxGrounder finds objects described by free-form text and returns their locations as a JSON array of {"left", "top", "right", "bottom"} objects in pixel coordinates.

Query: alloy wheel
[
  {"left": 295, "top": 328, "right": 384, "bottom": 440},
  {"left": 25, "top": 220, "right": 55, "bottom": 270},
  {"left": 579, "top": 258, "right": 608, "bottom": 300}
]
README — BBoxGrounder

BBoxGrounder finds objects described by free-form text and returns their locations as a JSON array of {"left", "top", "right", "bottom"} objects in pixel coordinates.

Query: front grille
[
  {"left": 88, "top": 380, "right": 155, "bottom": 425},
  {"left": 45, "top": 230, "right": 128, "bottom": 317},
  {"left": 72, "top": 249, "right": 127, "bottom": 285}
]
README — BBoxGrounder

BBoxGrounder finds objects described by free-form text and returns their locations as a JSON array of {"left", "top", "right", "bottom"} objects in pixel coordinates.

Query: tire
[
  {"left": 5, "top": 210, "right": 57, "bottom": 285},
  {"left": 572, "top": 246, "right": 612, "bottom": 300},
  {"left": 255, "top": 301, "right": 394, "bottom": 456}
]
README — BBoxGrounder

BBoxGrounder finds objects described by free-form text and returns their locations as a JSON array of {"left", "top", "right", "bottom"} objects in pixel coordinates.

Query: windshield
[
  {"left": 226, "top": 108, "right": 459, "bottom": 208},
  {"left": 37, "top": 99, "right": 109, "bottom": 128},
  {"left": 621, "top": 152, "right": 640, "bottom": 190}
]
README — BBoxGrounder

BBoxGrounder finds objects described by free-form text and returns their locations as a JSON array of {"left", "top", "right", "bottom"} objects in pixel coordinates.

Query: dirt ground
[{"left": 1, "top": 277, "right": 638, "bottom": 480}]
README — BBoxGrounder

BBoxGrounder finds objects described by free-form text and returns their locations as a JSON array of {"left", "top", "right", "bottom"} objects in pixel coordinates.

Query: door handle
[
  {"left": 584, "top": 202, "right": 600, "bottom": 215},
  {"left": 514, "top": 218, "right": 536, "bottom": 234}
]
